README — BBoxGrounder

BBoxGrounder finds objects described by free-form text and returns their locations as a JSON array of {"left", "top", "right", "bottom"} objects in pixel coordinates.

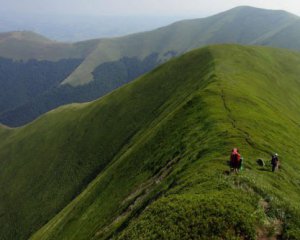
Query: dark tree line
[
  {"left": 0, "top": 53, "right": 164, "bottom": 127},
  {"left": 0, "top": 57, "right": 83, "bottom": 115}
]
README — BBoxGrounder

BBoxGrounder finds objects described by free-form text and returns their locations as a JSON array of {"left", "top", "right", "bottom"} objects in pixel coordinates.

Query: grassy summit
[{"left": 1, "top": 45, "right": 300, "bottom": 239}]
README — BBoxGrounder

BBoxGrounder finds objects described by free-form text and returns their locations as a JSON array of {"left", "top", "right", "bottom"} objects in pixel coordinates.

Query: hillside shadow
[{"left": 258, "top": 168, "right": 270, "bottom": 172}]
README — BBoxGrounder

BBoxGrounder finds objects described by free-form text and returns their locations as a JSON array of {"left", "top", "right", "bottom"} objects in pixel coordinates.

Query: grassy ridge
[
  {"left": 63, "top": 6, "right": 300, "bottom": 86},
  {"left": 115, "top": 46, "right": 300, "bottom": 239},
  {"left": 1, "top": 45, "right": 300, "bottom": 239},
  {"left": 118, "top": 45, "right": 300, "bottom": 239},
  {"left": 24, "top": 45, "right": 300, "bottom": 239},
  {"left": 0, "top": 48, "right": 214, "bottom": 239}
]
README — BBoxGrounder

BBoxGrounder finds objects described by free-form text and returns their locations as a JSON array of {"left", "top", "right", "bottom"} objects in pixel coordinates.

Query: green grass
[
  {"left": 117, "top": 191, "right": 261, "bottom": 240},
  {"left": 116, "top": 45, "right": 300, "bottom": 239},
  {"left": 1, "top": 45, "right": 300, "bottom": 239},
  {"left": 0, "top": 47, "right": 214, "bottom": 239}
]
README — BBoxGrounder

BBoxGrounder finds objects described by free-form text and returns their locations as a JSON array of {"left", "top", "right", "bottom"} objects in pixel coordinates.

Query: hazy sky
[{"left": 1, "top": 0, "right": 300, "bottom": 17}]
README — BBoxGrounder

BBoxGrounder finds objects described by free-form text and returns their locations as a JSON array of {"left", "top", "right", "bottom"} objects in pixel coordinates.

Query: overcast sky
[{"left": 1, "top": 0, "right": 300, "bottom": 17}]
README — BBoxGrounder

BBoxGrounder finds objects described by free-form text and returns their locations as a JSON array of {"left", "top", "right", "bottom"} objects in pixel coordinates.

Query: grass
[
  {"left": 1, "top": 45, "right": 300, "bottom": 239},
  {"left": 0, "top": 47, "right": 214, "bottom": 239},
  {"left": 116, "top": 45, "right": 300, "bottom": 239},
  {"left": 117, "top": 191, "right": 261, "bottom": 240}
]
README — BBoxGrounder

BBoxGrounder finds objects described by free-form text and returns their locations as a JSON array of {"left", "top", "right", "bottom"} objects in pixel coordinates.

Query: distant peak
[
  {"left": 0, "top": 31, "right": 54, "bottom": 43},
  {"left": 227, "top": 5, "right": 297, "bottom": 16},
  {"left": 231, "top": 5, "right": 261, "bottom": 10},
  {"left": 229, "top": 5, "right": 274, "bottom": 11},
  {"left": 210, "top": 5, "right": 299, "bottom": 21}
]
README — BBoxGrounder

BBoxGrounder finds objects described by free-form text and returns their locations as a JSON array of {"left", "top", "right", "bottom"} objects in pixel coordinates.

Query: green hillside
[
  {"left": 254, "top": 19, "right": 300, "bottom": 49},
  {"left": 62, "top": 6, "right": 300, "bottom": 86},
  {"left": 0, "top": 124, "right": 9, "bottom": 136},
  {"left": 1, "top": 45, "right": 300, "bottom": 239}
]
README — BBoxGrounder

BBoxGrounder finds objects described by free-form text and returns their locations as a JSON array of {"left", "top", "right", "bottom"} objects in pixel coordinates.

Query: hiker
[
  {"left": 271, "top": 153, "right": 279, "bottom": 172},
  {"left": 230, "top": 148, "right": 241, "bottom": 173}
]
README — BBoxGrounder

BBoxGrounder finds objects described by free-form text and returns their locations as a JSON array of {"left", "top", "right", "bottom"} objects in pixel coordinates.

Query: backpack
[
  {"left": 239, "top": 158, "right": 244, "bottom": 170},
  {"left": 232, "top": 153, "right": 239, "bottom": 163}
]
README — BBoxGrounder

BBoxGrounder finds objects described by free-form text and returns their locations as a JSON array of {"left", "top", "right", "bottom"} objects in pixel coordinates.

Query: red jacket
[{"left": 231, "top": 148, "right": 241, "bottom": 163}]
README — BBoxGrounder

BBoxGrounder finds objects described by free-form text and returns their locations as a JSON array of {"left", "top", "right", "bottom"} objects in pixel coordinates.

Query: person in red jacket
[{"left": 230, "top": 148, "right": 241, "bottom": 173}]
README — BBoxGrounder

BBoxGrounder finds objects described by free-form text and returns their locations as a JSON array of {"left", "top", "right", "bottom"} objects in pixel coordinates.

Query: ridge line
[{"left": 220, "top": 87, "right": 271, "bottom": 155}]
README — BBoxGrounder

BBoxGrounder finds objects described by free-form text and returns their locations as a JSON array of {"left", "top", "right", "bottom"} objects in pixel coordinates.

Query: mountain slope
[
  {"left": 2, "top": 6, "right": 300, "bottom": 127},
  {"left": 1, "top": 45, "right": 300, "bottom": 239},
  {"left": 0, "top": 46, "right": 215, "bottom": 239},
  {"left": 254, "top": 19, "right": 300, "bottom": 49},
  {"left": 63, "top": 6, "right": 300, "bottom": 86},
  {"left": 0, "top": 31, "right": 99, "bottom": 61}
]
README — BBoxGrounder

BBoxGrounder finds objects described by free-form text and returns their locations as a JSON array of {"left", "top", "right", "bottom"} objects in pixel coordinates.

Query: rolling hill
[
  {"left": 1, "top": 45, "right": 300, "bottom": 239},
  {"left": 1, "top": 6, "right": 300, "bottom": 127},
  {"left": 0, "top": 31, "right": 99, "bottom": 61}
]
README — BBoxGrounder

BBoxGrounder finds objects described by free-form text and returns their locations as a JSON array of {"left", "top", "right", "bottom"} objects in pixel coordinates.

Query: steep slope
[
  {"left": 29, "top": 45, "right": 300, "bottom": 240},
  {"left": 0, "top": 31, "right": 100, "bottom": 61},
  {"left": 254, "top": 19, "right": 300, "bottom": 49},
  {"left": 0, "top": 47, "right": 214, "bottom": 239},
  {"left": 1, "top": 45, "right": 300, "bottom": 239},
  {"left": 63, "top": 6, "right": 299, "bottom": 86}
]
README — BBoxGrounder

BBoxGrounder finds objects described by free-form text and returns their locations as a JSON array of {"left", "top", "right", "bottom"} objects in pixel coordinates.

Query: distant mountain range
[
  {"left": 0, "top": 13, "right": 183, "bottom": 42},
  {"left": 1, "top": 6, "right": 300, "bottom": 126},
  {"left": 0, "top": 31, "right": 98, "bottom": 60},
  {"left": 1, "top": 45, "right": 300, "bottom": 239},
  {"left": 62, "top": 6, "right": 300, "bottom": 86}
]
